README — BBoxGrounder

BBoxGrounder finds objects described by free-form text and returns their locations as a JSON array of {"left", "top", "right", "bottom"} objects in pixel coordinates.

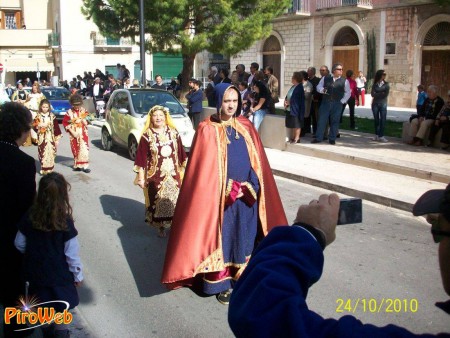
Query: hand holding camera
[{"left": 294, "top": 193, "right": 339, "bottom": 246}]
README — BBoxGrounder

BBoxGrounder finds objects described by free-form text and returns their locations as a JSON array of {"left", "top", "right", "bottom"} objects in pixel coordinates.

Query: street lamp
[{"left": 139, "top": 0, "right": 146, "bottom": 87}]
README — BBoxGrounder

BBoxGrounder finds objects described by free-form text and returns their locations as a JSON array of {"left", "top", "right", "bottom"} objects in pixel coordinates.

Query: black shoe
[
  {"left": 336, "top": 133, "right": 340, "bottom": 138},
  {"left": 73, "top": 167, "right": 81, "bottom": 171},
  {"left": 329, "top": 140, "right": 336, "bottom": 145},
  {"left": 217, "top": 289, "right": 232, "bottom": 305},
  {"left": 83, "top": 168, "right": 91, "bottom": 173},
  {"left": 311, "top": 139, "right": 322, "bottom": 144},
  {"left": 323, "top": 137, "right": 328, "bottom": 141}
]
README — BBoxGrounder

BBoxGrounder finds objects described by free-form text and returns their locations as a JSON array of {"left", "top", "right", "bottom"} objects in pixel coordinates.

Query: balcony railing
[
  {"left": 93, "top": 37, "right": 133, "bottom": 46},
  {"left": 316, "top": 0, "right": 373, "bottom": 10},
  {"left": 48, "top": 32, "right": 59, "bottom": 47},
  {"left": 286, "top": 0, "right": 311, "bottom": 15}
]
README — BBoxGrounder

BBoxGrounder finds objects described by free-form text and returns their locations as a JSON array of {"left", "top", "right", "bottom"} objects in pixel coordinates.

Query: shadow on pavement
[
  {"left": 99, "top": 194, "right": 169, "bottom": 298},
  {"left": 55, "top": 155, "right": 75, "bottom": 167},
  {"left": 90, "top": 139, "right": 131, "bottom": 161}
]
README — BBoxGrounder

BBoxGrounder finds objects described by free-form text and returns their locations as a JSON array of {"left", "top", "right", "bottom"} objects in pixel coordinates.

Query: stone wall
[{"left": 230, "top": 3, "right": 448, "bottom": 108}]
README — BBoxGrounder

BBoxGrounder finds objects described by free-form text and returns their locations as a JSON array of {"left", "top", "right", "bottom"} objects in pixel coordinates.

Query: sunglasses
[{"left": 430, "top": 214, "right": 450, "bottom": 243}]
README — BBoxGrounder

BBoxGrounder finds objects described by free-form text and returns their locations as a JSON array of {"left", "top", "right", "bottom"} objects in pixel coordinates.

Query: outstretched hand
[{"left": 294, "top": 193, "right": 340, "bottom": 246}]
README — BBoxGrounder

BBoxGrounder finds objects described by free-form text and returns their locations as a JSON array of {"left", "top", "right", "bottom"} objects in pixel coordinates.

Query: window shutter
[
  {"left": 15, "top": 11, "right": 21, "bottom": 28},
  {"left": 1, "top": 11, "right": 5, "bottom": 29}
]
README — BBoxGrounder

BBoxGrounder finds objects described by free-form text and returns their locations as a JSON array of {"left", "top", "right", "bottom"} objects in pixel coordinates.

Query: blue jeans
[
  {"left": 253, "top": 109, "right": 267, "bottom": 132},
  {"left": 315, "top": 100, "right": 341, "bottom": 141},
  {"left": 372, "top": 102, "right": 387, "bottom": 137}
]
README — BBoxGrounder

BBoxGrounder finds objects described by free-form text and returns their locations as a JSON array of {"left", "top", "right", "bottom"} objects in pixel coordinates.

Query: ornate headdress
[{"left": 142, "top": 105, "right": 176, "bottom": 133}]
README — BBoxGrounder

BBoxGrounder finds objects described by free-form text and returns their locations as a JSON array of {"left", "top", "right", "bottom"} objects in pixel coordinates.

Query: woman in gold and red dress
[
  {"left": 33, "top": 99, "right": 62, "bottom": 175},
  {"left": 134, "top": 105, "right": 187, "bottom": 237},
  {"left": 62, "top": 94, "right": 91, "bottom": 173}
]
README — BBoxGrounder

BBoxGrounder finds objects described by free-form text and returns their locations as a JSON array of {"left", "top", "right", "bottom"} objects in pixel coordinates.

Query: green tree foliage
[
  {"left": 434, "top": 0, "right": 450, "bottom": 5},
  {"left": 82, "top": 0, "right": 290, "bottom": 93}
]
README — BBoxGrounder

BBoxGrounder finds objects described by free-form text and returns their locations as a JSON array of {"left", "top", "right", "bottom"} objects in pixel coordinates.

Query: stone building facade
[{"left": 231, "top": 0, "right": 450, "bottom": 108}]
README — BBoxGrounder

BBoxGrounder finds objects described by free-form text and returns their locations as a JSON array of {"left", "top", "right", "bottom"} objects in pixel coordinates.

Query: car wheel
[
  {"left": 101, "top": 128, "right": 113, "bottom": 151},
  {"left": 128, "top": 135, "right": 138, "bottom": 161}
]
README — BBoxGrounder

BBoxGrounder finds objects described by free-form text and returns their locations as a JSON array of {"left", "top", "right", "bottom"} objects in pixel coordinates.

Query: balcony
[
  {"left": 93, "top": 36, "right": 134, "bottom": 52},
  {"left": 286, "top": 0, "right": 311, "bottom": 15},
  {"left": 0, "top": 29, "right": 52, "bottom": 47},
  {"left": 316, "top": 0, "right": 373, "bottom": 10},
  {"left": 48, "top": 32, "right": 59, "bottom": 47}
]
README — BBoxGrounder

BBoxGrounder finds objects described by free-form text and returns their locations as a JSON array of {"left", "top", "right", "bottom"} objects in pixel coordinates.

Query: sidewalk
[{"left": 265, "top": 130, "right": 449, "bottom": 212}]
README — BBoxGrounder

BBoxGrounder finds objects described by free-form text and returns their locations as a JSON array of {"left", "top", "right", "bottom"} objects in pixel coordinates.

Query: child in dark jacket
[{"left": 15, "top": 172, "right": 83, "bottom": 338}]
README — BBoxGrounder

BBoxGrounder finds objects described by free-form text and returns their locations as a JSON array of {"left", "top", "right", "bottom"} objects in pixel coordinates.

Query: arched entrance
[
  {"left": 332, "top": 26, "right": 360, "bottom": 76},
  {"left": 262, "top": 35, "right": 282, "bottom": 86},
  {"left": 420, "top": 21, "right": 450, "bottom": 98}
]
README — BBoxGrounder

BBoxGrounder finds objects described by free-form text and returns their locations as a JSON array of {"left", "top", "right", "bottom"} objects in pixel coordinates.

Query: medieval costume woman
[{"left": 134, "top": 105, "right": 187, "bottom": 237}]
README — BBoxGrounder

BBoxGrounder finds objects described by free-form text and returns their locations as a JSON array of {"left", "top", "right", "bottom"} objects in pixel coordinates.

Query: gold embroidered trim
[
  {"left": 225, "top": 178, "right": 234, "bottom": 198},
  {"left": 241, "top": 181, "right": 257, "bottom": 200},
  {"left": 194, "top": 248, "right": 225, "bottom": 275}
]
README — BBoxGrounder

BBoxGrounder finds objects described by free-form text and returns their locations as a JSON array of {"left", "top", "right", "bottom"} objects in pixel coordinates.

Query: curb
[
  {"left": 286, "top": 144, "right": 450, "bottom": 184},
  {"left": 272, "top": 168, "right": 413, "bottom": 212}
]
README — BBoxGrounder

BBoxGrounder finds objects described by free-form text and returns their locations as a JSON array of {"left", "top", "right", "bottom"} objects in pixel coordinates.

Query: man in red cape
[{"left": 161, "top": 83, "right": 287, "bottom": 304}]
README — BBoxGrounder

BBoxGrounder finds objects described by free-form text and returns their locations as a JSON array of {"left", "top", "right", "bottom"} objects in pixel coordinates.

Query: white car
[{"left": 101, "top": 88, "right": 195, "bottom": 160}]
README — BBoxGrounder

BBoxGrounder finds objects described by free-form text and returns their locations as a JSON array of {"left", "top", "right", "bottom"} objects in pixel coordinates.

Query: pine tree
[{"left": 82, "top": 0, "right": 290, "bottom": 95}]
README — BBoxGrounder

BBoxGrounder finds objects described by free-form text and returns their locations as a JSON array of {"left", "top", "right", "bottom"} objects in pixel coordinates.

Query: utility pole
[{"left": 139, "top": 0, "right": 146, "bottom": 87}]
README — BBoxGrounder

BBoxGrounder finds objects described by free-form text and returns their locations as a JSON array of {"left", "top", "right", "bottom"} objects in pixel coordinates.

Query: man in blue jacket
[
  {"left": 185, "top": 79, "right": 203, "bottom": 129},
  {"left": 229, "top": 187, "right": 450, "bottom": 337}
]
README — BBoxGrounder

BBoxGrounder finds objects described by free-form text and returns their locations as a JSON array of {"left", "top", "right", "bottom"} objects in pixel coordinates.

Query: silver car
[{"left": 101, "top": 88, "right": 195, "bottom": 160}]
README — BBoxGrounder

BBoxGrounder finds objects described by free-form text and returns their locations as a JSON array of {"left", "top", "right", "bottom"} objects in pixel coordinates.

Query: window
[
  {"left": 385, "top": 43, "right": 396, "bottom": 56},
  {"left": 1, "top": 11, "right": 22, "bottom": 29}
]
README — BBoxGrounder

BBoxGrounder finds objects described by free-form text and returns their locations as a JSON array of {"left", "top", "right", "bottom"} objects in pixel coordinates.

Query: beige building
[
  {"left": 231, "top": 0, "right": 450, "bottom": 108},
  {"left": 0, "top": 0, "right": 213, "bottom": 86},
  {"left": 0, "top": 0, "right": 145, "bottom": 85}
]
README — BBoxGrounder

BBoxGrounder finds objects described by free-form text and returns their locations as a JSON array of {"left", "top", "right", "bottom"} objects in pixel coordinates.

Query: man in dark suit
[
  {"left": 0, "top": 102, "right": 36, "bottom": 336},
  {"left": 185, "top": 79, "right": 203, "bottom": 129},
  {"left": 5, "top": 83, "right": 14, "bottom": 98}
]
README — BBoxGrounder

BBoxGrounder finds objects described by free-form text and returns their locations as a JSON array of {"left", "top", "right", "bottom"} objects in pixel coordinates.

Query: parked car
[
  {"left": 41, "top": 86, "right": 72, "bottom": 120},
  {"left": 101, "top": 88, "right": 195, "bottom": 160}
]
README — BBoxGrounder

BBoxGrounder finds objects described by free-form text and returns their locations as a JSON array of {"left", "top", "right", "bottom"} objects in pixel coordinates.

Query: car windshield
[
  {"left": 42, "top": 88, "right": 71, "bottom": 100},
  {"left": 129, "top": 90, "right": 185, "bottom": 115}
]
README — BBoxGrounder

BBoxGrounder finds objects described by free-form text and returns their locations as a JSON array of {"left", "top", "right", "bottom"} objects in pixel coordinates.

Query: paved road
[{"left": 20, "top": 125, "right": 448, "bottom": 337}]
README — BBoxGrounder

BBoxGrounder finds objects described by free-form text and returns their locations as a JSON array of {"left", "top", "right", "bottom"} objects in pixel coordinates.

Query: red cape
[{"left": 161, "top": 115, "right": 287, "bottom": 288}]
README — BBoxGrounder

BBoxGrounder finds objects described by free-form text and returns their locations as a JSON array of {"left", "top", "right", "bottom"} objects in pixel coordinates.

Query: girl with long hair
[
  {"left": 33, "top": 99, "right": 62, "bottom": 175},
  {"left": 15, "top": 172, "right": 83, "bottom": 338}
]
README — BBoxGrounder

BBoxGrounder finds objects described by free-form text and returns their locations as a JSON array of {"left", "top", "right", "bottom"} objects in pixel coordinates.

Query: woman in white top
[{"left": 355, "top": 71, "right": 367, "bottom": 106}]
